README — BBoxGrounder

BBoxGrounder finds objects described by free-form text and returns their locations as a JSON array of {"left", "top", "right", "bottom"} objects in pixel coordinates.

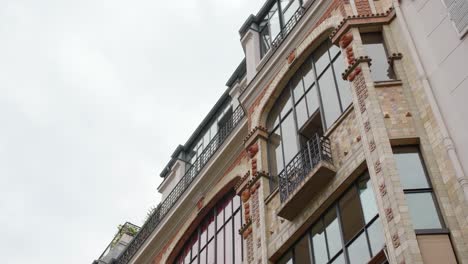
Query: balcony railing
[
  {"left": 278, "top": 134, "right": 332, "bottom": 203},
  {"left": 270, "top": 7, "right": 305, "bottom": 53},
  {"left": 112, "top": 105, "right": 245, "bottom": 264}
]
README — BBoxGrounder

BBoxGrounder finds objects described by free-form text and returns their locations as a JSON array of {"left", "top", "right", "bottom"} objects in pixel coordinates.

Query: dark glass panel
[
  {"left": 207, "top": 240, "right": 215, "bottom": 264},
  {"left": 311, "top": 220, "right": 328, "bottom": 264},
  {"left": 208, "top": 214, "right": 215, "bottom": 240},
  {"left": 332, "top": 56, "right": 352, "bottom": 108},
  {"left": 394, "top": 151, "right": 430, "bottom": 189},
  {"left": 278, "top": 251, "right": 293, "bottom": 264},
  {"left": 406, "top": 192, "right": 442, "bottom": 229},
  {"left": 234, "top": 212, "right": 242, "bottom": 263},
  {"left": 313, "top": 41, "right": 331, "bottom": 76},
  {"left": 184, "top": 247, "right": 191, "bottom": 264},
  {"left": 200, "top": 220, "right": 207, "bottom": 249},
  {"left": 358, "top": 174, "right": 378, "bottom": 224},
  {"left": 294, "top": 234, "right": 312, "bottom": 264},
  {"left": 324, "top": 208, "right": 342, "bottom": 258},
  {"left": 225, "top": 219, "right": 233, "bottom": 264},
  {"left": 281, "top": 112, "right": 299, "bottom": 165},
  {"left": 362, "top": 32, "right": 395, "bottom": 81},
  {"left": 305, "top": 84, "right": 319, "bottom": 116},
  {"left": 191, "top": 234, "right": 198, "bottom": 259},
  {"left": 318, "top": 68, "right": 341, "bottom": 129},
  {"left": 225, "top": 199, "right": 233, "bottom": 222},
  {"left": 200, "top": 248, "right": 206, "bottom": 264},
  {"left": 339, "top": 187, "right": 365, "bottom": 243},
  {"left": 302, "top": 59, "right": 316, "bottom": 89},
  {"left": 367, "top": 217, "right": 385, "bottom": 256},
  {"left": 216, "top": 229, "right": 224, "bottom": 264},
  {"left": 269, "top": 127, "right": 284, "bottom": 176},
  {"left": 295, "top": 97, "right": 309, "bottom": 129},
  {"left": 347, "top": 231, "right": 370, "bottom": 264}
]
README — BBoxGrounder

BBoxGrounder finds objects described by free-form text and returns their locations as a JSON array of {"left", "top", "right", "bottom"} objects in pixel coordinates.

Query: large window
[
  {"left": 175, "top": 192, "right": 243, "bottom": 264},
  {"left": 393, "top": 147, "right": 444, "bottom": 231},
  {"left": 361, "top": 32, "right": 396, "bottom": 81},
  {"left": 268, "top": 40, "right": 351, "bottom": 188},
  {"left": 260, "top": 0, "right": 304, "bottom": 57},
  {"left": 278, "top": 172, "right": 386, "bottom": 264}
]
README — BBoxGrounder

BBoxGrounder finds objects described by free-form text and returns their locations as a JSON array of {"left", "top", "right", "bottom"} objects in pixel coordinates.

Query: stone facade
[{"left": 97, "top": 1, "right": 468, "bottom": 264}]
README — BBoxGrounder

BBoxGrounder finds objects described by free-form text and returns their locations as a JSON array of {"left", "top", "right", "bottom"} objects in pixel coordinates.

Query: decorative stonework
[
  {"left": 392, "top": 233, "right": 401, "bottom": 249},
  {"left": 364, "top": 120, "right": 371, "bottom": 132},
  {"left": 369, "top": 139, "right": 376, "bottom": 152},
  {"left": 374, "top": 160, "right": 382, "bottom": 174},
  {"left": 287, "top": 49, "right": 296, "bottom": 65},
  {"left": 385, "top": 208, "right": 394, "bottom": 222},
  {"left": 379, "top": 182, "right": 387, "bottom": 197},
  {"left": 243, "top": 126, "right": 268, "bottom": 146}
]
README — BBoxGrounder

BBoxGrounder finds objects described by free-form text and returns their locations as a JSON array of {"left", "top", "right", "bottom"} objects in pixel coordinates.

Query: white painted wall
[{"left": 400, "top": 0, "right": 468, "bottom": 175}]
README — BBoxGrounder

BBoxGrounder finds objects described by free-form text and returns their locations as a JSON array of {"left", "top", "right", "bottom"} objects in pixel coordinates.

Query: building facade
[{"left": 96, "top": 0, "right": 468, "bottom": 263}]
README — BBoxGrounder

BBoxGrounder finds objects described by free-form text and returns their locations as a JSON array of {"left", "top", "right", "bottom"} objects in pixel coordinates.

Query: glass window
[
  {"left": 406, "top": 193, "right": 442, "bottom": 229},
  {"left": 278, "top": 251, "right": 293, "bottom": 264},
  {"left": 332, "top": 57, "right": 352, "bottom": 108},
  {"left": 313, "top": 42, "right": 331, "bottom": 76},
  {"left": 295, "top": 97, "right": 309, "bottom": 129},
  {"left": 311, "top": 221, "right": 328, "bottom": 264},
  {"left": 347, "top": 232, "right": 370, "bottom": 264},
  {"left": 339, "top": 187, "right": 365, "bottom": 243},
  {"left": 281, "top": 112, "right": 299, "bottom": 165},
  {"left": 294, "top": 235, "right": 312, "bottom": 263},
  {"left": 362, "top": 32, "right": 396, "bottom": 81},
  {"left": 269, "top": 127, "right": 284, "bottom": 177},
  {"left": 358, "top": 174, "right": 378, "bottom": 223},
  {"left": 393, "top": 147, "right": 443, "bottom": 231},
  {"left": 175, "top": 192, "right": 243, "bottom": 264},
  {"left": 324, "top": 209, "right": 342, "bottom": 258},
  {"left": 281, "top": 0, "right": 300, "bottom": 23},
  {"left": 269, "top": 5, "right": 281, "bottom": 40},
  {"left": 305, "top": 84, "right": 319, "bottom": 115},
  {"left": 367, "top": 217, "right": 385, "bottom": 256},
  {"left": 318, "top": 68, "right": 341, "bottom": 128}
]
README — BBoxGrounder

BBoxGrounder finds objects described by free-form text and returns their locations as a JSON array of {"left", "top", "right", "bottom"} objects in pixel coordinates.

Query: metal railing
[
  {"left": 270, "top": 7, "right": 305, "bottom": 52},
  {"left": 95, "top": 222, "right": 140, "bottom": 264},
  {"left": 112, "top": 105, "right": 245, "bottom": 264},
  {"left": 278, "top": 134, "right": 332, "bottom": 203}
]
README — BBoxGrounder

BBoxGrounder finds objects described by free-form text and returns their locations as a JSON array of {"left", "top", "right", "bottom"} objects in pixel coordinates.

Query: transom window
[
  {"left": 267, "top": 40, "right": 352, "bottom": 189},
  {"left": 277, "top": 172, "right": 386, "bottom": 264},
  {"left": 175, "top": 192, "right": 243, "bottom": 264}
]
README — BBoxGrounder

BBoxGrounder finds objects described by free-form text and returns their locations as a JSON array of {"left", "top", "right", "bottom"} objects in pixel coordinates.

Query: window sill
[
  {"left": 374, "top": 79, "right": 402, "bottom": 88},
  {"left": 265, "top": 187, "right": 279, "bottom": 205},
  {"left": 415, "top": 228, "right": 450, "bottom": 235}
]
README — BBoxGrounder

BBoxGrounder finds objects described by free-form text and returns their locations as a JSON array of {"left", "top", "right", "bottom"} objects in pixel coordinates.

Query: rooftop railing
[
  {"left": 112, "top": 105, "right": 245, "bottom": 264},
  {"left": 269, "top": 7, "right": 305, "bottom": 54},
  {"left": 278, "top": 134, "right": 332, "bottom": 203}
]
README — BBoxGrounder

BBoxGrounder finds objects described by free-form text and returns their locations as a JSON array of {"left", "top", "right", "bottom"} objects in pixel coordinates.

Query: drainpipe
[{"left": 392, "top": 0, "right": 468, "bottom": 201}]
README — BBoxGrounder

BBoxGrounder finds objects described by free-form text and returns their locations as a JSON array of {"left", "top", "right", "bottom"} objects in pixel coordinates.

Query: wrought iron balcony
[
  {"left": 267, "top": 7, "right": 305, "bottom": 54},
  {"left": 112, "top": 105, "right": 245, "bottom": 264},
  {"left": 277, "top": 134, "right": 335, "bottom": 220}
]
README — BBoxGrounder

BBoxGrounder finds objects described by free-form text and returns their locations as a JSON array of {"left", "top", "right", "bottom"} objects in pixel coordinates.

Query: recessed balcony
[{"left": 277, "top": 134, "right": 335, "bottom": 220}]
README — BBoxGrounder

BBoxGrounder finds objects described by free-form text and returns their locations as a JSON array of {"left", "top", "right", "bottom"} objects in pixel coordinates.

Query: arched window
[
  {"left": 267, "top": 40, "right": 351, "bottom": 188},
  {"left": 175, "top": 191, "right": 243, "bottom": 264}
]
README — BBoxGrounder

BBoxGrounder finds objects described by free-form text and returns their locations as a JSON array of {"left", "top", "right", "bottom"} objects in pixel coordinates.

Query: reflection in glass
[
  {"left": 347, "top": 232, "right": 370, "bottom": 264},
  {"left": 332, "top": 58, "right": 352, "bottom": 108},
  {"left": 339, "top": 187, "right": 365, "bottom": 243},
  {"left": 295, "top": 235, "right": 312, "bottom": 263},
  {"left": 295, "top": 98, "right": 309, "bottom": 129},
  {"left": 217, "top": 230, "right": 224, "bottom": 263},
  {"left": 319, "top": 69, "right": 341, "bottom": 128},
  {"left": 394, "top": 151, "right": 430, "bottom": 189},
  {"left": 331, "top": 253, "right": 345, "bottom": 264},
  {"left": 358, "top": 175, "right": 378, "bottom": 223},
  {"left": 281, "top": 113, "right": 299, "bottom": 165},
  {"left": 314, "top": 42, "right": 331, "bottom": 76},
  {"left": 311, "top": 221, "right": 328, "bottom": 264},
  {"left": 225, "top": 220, "right": 233, "bottom": 264},
  {"left": 362, "top": 32, "right": 395, "bottom": 81},
  {"left": 306, "top": 85, "right": 319, "bottom": 115},
  {"left": 406, "top": 193, "right": 442, "bottom": 229},
  {"left": 368, "top": 217, "right": 385, "bottom": 255},
  {"left": 324, "top": 209, "right": 342, "bottom": 258}
]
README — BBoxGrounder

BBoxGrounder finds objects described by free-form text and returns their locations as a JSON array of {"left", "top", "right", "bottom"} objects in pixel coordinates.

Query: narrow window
[
  {"left": 393, "top": 147, "right": 444, "bottom": 230},
  {"left": 362, "top": 32, "right": 396, "bottom": 81}
]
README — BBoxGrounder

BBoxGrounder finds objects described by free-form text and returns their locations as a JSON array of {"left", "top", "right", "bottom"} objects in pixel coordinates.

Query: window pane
[
  {"left": 347, "top": 231, "right": 370, "bottom": 264},
  {"left": 208, "top": 214, "right": 215, "bottom": 240},
  {"left": 318, "top": 68, "right": 341, "bottom": 129},
  {"left": 191, "top": 234, "right": 198, "bottom": 259},
  {"left": 292, "top": 73, "right": 305, "bottom": 102},
  {"left": 217, "top": 229, "right": 224, "bottom": 263},
  {"left": 324, "top": 208, "right": 342, "bottom": 258},
  {"left": 332, "top": 57, "right": 352, "bottom": 109},
  {"left": 207, "top": 240, "right": 215, "bottom": 264},
  {"left": 311, "top": 221, "right": 328, "bottom": 264},
  {"left": 406, "top": 192, "right": 442, "bottom": 229},
  {"left": 302, "top": 59, "right": 315, "bottom": 89},
  {"left": 233, "top": 195, "right": 241, "bottom": 211},
  {"left": 330, "top": 253, "right": 345, "bottom": 264},
  {"left": 367, "top": 217, "right": 385, "bottom": 256},
  {"left": 281, "top": 0, "right": 300, "bottom": 23},
  {"left": 217, "top": 205, "right": 224, "bottom": 231},
  {"left": 281, "top": 112, "right": 299, "bottom": 165},
  {"left": 295, "top": 97, "right": 309, "bottom": 129},
  {"left": 358, "top": 175, "right": 378, "bottom": 223},
  {"left": 294, "top": 235, "right": 312, "bottom": 264},
  {"left": 306, "top": 84, "right": 319, "bottom": 115},
  {"left": 234, "top": 212, "right": 242, "bottom": 263},
  {"left": 200, "top": 221, "right": 207, "bottom": 249},
  {"left": 260, "top": 25, "right": 272, "bottom": 57},
  {"left": 200, "top": 248, "right": 206, "bottom": 264},
  {"left": 339, "top": 186, "right": 365, "bottom": 243},
  {"left": 362, "top": 32, "right": 395, "bottom": 81},
  {"left": 394, "top": 151, "right": 430, "bottom": 189},
  {"left": 278, "top": 251, "right": 293, "bottom": 264},
  {"left": 269, "top": 7, "right": 281, "bottom": 39},
  {"left": 313, "top": 41, "right": 331, "bottom": 76},
  {"left": 225, "top": 220, "right": 233, "bottom": 264},
  {"left": 225, "top": 199, "right": 233, "bottom": 222},
  {"left": 269, "top": 127, "right": 284, "bottom": 176}
]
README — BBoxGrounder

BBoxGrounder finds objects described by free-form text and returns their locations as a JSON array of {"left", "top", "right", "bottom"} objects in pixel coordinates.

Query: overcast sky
[{"left": 0, "top": 0, "right": 265, "bottom": 263}]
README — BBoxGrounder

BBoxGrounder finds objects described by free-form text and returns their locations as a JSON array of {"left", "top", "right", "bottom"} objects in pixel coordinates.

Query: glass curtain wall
[
  {"left": 260, "top": 0, "right": 303, "bottom": 57},
  {"left": 278, "top": 172, "right": 386, "bottom": 264},
  {"left": 267, "top": 40, "right": 352, "bottom": 189},
  {"left": 175, "top": 192, "right": 243, "bottom": 264}
]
